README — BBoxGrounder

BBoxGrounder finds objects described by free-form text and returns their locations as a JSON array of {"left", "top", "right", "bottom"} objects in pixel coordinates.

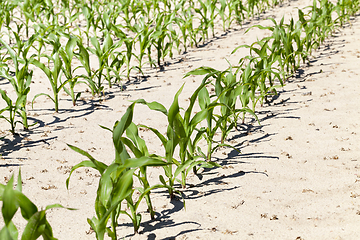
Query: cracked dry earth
[{"left": 1, "top": 0, "right": 360, "bottom": 239}]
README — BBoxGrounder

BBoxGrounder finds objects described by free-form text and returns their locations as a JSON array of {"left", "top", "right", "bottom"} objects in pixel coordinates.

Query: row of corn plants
[
  {"left": 1, "top": 0, "right": 360, "bottom": 239},
  {"left": 0, "top": 0, "right": 289, "bottom": 135},
  {"left": 65, "top": 1, "right": 360, "bottom": 239}
]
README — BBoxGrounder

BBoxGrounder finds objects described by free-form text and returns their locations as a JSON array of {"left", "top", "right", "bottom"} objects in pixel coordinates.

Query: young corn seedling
[
  {"left": 58, "top": 0, "right": 82, "bottom": 29},
  {"left": 88, "top": 30, "right": 124, "bottom": 93},
  {"left": 133, "top": 17, "right": 155, "bottom": 71},
  {"left": 151, "top": 11, "right": 175, "bottom": 68},
  {"left": 174, "top": 15, "right": 190, "bottom": 53},
  {"left": 111, "top": 24, "right": 137, "bottom": 78},
  {"left": 30, "top": 34, "right": 69, "bottom": 112},
  {"left": 15, "top": 0, "right": 35, "bottom": 38},
  {"left": 32, "top": 23, "right": 54, "bottom": 61},
  {"left": 233, "top": 40, "right": 284, "bottom": 105},
  {"left": 244, "top": 17, "right": 300, "bottom": 79},
  {"left": 0, "top": 34, "right": 37, "bottom": 130},
  {"left": 0, "top": 169, "right": 74, "bottom": 239},
  {"left": 0, "top": 0, "right": 15, "bottom": 34},
  {"left": 73, "top": 39, "right": 96, "bottom": 95},
  {"left": 309, "top": 0, "right": 336, "bottom": 46},
  {"left": 67, "top": 103, "right": 172, "bottom": 239},
  {"left": 185, "top": 66, "right": 258, "bottom": 149},
  {"left": 60, "top": 35, "right": 83, "bottom": 106},
  {"left": 194, "top": 0, "right": 212, "bottom": 43},
  {"left": 0, "top": 89, "right": 25, "bottom": 135},
  {"left": 178, "top": 7, "right": 200, "bottom": 49},
  {"left": 137, "top": 82, "right": 221, "bottom": 196},
  {"left": 217, "top": 0, "right": 229, "bottom": 31},
  {"left": 231, "top": 0, "right": 246, "bottom": 26},
  {"left": 81, "top": 4, "right": 96, "bottom": 46}
]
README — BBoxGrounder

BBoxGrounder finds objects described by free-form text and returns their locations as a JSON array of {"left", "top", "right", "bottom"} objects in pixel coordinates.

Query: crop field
[{"left": 1, "top": 0, "right": 360, "bottom": 239}]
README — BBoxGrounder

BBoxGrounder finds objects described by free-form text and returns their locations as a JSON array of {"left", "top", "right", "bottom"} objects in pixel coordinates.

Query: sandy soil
[{"left": 1, "top": 0, "right": 360, "bottom": 239}]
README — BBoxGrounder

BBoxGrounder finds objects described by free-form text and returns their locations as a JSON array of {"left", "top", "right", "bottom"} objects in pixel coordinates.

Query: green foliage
[
  {"left": 1, "top": 0, "right": 360, "bottom": 239},
  {"left": 0, "top": 169, "right": 74, "bottom": 240},
  {"left": 30, "top": 34, "right": 69, "bottom": 112},
  {"left": 67, "top": 103, "right": 173, "bottom": 239},
  {"left": 0, "top": 34, "right": 37, "bottom": 131}
]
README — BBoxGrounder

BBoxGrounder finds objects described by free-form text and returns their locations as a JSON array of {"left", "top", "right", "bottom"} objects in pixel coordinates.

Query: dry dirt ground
[{"left": 1, "top": 0, "right": 360, "bottom": 239}]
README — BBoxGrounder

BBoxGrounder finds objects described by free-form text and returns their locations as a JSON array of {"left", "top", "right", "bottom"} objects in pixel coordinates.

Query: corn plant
[
  {"left": 67, "top": 102, "right": 172, "bottom": 239},
  {"left": 80, "top": 4, "right": 96, "bottom": 46},
  {"left": 309, "top": 0, "right": 336, "bottom": 45},
  {"left": 88, "top": 31, "right": 125, "bottom": 93},
  {"left": 111, "top": 25, "right": 141, "bottom": 80},
  {"left": 231, "top": 0, "right": 247, "bottom": 26},
  {"left": 136, "top": 82, "right": 221, "bottom": 197},
  {"left": 15, "top": 0, "right": 35, "bottom": 38},
  {"left": 194, "top": 0, "right": 213, "bottom": 43},
  {"left": 217, "top": 0, "right": 228, "bottom": 31},
  {"left": 0, "top": 0, "right": 15, "bottom": 34},
  {"left": 58, "top": 0, "right": 82, "bottom": 29},
  {"left": 132, "top": 17, "right": 155, "bottom": 70},
  {"left": 185, "top": 66, "right": 258, "bottom": 157},
  {"left": 151, "top": 11, "right": 175, "bottom": 68},
  {"left": 0, "top": 89, "right": 25, "bottom": 135},
  {"left": 335, "top": 0, "right": 353, "bottom": 26},
  {"left": 30, "top": 34, "right": 69, "bottom": 112},
  {"left": 0, "top": 169, "right": 74, "bottom": 239},
  {"left": 0, "top": 34, "right": 37, "bottom": 130},
  {"left": 60, "top": 35, "right": 83, "bottom": 106},
  {"left": 233, "top": 40, "right": 284, "bottom": 105},
  {"left": 177, "top": 7, "right": 200, "bottom": 49}
]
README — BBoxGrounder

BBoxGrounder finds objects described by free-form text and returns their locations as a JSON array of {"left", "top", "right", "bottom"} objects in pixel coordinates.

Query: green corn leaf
[
  {"left": 159, "top": 175, "right": 167, "bottom": 185},
  {"left": 21, "top": 210, "right": 47, "bottom": 240},
  {"left": 198, "top": 86, "right": 210, "bottom": 110},
  {"left": 15, "top": 169, "right": 22, "bottom": 192},
  {"left": 67, "top": 144, "right": 108, "bottom": 173},
  {"left": 137, "top": 124, "right": 168, "bottom": 147},
  {"left": 87, "top": 217, "right": 105, "bottom": 240},
  {"left": 113, "top": 103, "right": 135, "bottom": 162},
  {"left": 99, "top": 169, "right": 136, "bottom": 226},
  {"left": 185, "top": 159, "right": 221, "bottom": 176},
  {"left": 2, "top": 176, "right": 18, "bottom": 226},
  {"left": 15, "top": 192, "right": 37, "bottom": 220},
  {"left": 188, "top": 109, "right": 208, "bottom": 132},
  {"left": 173, "top": 160, "right": 192, "bottom": 179},
  {"left": 65, "top": 36, "right": 77, "bottom": 60},
  {"left": 168, "top": 84, "right": 184, "bottom": 128},
  {"left": 183, "top": 66, "right": 217, "bottom": 77},
  {"left": 0, "top": 183, "right": 5, "bottom": 199},
  {"left": 32, "top": 93, "right": 54, "bottom": 109},
  {"left": 173, "top": 114, "right": 186, "bottom": 139},
  {"left": 134, "top": 99, "right": 168, "bottom": 115},
  {"left": 103, "top": 31, "right": 113, "bottom": 53},
  {"left": 112, "top": 170, "right": 134, "bottom": 202},
  {"left": 66, "top": 160, "right": 99, "bottom": 189},
  {"left": 125, "top": 122, "right": 148, "bottom": 156},
  {"left": 98, "top": 163, "right": 120, "bottom": 208},
  {"left": 44, "top": 204, "right": 76, "bottom": 211},
  {"left": 99, "top": 125, "right": 113, "bottom": 132},
  {"left": 0, "top": 223, "right": 17, "bottom": 240},
  {"left": 122, "top": 156, "right": 168, "bottom": 169},
  {"left": 184, "top": 81, "right": 210, "bottom": 126},
  {"left": 121, "top": 137, "right": 143, "bottom": 158},
  {"left": 135, "top": 213, "right": 141, "bottom": 228},
  {"left": 0, "top": 38, "right": 17, "bottom": 64},
  {"left": 66, "top": 144, "right": 108, "bottom": 189},
  {"left": 29, "top": 59, "right": 51, "bottom": 80},
  {"left": 90, "top": 37, "right": 101, "bottom": 56}
]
